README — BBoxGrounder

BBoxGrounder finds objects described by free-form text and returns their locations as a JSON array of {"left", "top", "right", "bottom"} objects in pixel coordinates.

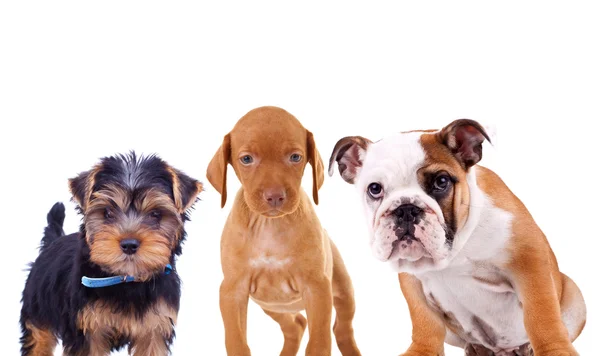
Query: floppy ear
[
  {"left": 206, "top": 134, "right": 231, "bottom": 208},
  {"left": 328, "top": 136, "right": 372, "bottom": 184},
  {"left": 437, "top": 119, "right": 491, "bottom": 170},
  {"left": 306, "top": 130, "right": 325, "bottom": 205},
  {"left": 68, "top": 166, "right": 100, "bottom": 211},
  {"left": 168, "top": 167, "right": 204, "bottom": 214}
]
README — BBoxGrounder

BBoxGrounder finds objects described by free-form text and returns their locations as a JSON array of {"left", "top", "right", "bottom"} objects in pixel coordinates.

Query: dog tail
[{"left": 41, "top": 202, "right": 66, "bottom": 248}]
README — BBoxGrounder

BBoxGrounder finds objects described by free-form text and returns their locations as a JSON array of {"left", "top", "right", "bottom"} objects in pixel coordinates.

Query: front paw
[
  {"left": 535, "top": 344, "right": 579, "bottom": 356},
  {"left": 536, "top": 350, "right": 579, "bottom": 356},
  {"left": 400, "top": 344, "right": 444, "bottom": 356},
  {"left": 464, "top": 343, "right": 493, "bottom": 356}
]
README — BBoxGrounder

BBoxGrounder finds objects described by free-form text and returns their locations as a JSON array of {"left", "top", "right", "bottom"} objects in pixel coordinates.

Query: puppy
[
  {"left": 20, "top": 152, "right": 203, "bottom": 356},
  {"left": 207, "top": 106, "right": 361, "bottom": 356},
  {"left": 328, "top": 120, "right": 586, "bottom": 355}
]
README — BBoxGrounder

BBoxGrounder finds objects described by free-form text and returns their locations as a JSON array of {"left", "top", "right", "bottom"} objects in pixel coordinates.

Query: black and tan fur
[{"left": 20, "top": 152, "right": 202, "bottom": 356}]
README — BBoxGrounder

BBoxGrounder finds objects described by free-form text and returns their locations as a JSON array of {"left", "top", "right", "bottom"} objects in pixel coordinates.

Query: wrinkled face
[
  {"left": 206, "top": 106, "right": 325, "bottom": 217},
  {"left": 329, "top": 120, "right": 489, "bottom": 273},
  {"left": 69, "top": 153, "right": 202, "bottom": 280}
]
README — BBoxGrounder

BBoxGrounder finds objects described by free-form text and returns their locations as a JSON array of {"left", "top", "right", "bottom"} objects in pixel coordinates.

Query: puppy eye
[
  {"left": 149, "top": 210, "right": 162, "bottom": 221},
  {"left": 104, "top": 208, "right": 114, "bottom": 220},
  {"left": 433, "top": 174, "right": 451, "bottom": 192},
  {"left": 240, "top": 155, "right": 254, "bottom": 165},
  {"left": 367, "top": 183, "right": 384, "bottom": 199},
  {"left": 290, "top": 153, "right": 302, "bottom": 163}
]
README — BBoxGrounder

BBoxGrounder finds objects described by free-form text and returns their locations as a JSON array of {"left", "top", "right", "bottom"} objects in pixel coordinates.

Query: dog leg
[
  {"left": 130, "top": 330, "right": 171, "bottom": 356},
  {"left": 20, "top": 321, "right": 57, "bottom": 356},
  {"left": 220, "top": 278, "right": 252, "bottom": 356},
  {"left": 558, "top": 273, "right": 586, "bottom": 342},
  {"left": 303, "top": 277, "right": 333, "bottom": 356},
  {"left": 86, "top": 333, "right": 112, "bottom": 356},
  {"left": 62, "top": 333, "right": 110, "bottom": 356},
  {"left": 263, "top": 309, "right": 307, "bottom": 356},
  {"left": 510, "top": 258, "right": 578, "bottom": 355},
  {"left": 330, "top": 241, "right": 361, "bottom": 356},
  {"left": 398, "top": 273, "right": 446, "bottom": 356},
  {"left": 445, "top": 329, "right": 465, "bottom": 349}
]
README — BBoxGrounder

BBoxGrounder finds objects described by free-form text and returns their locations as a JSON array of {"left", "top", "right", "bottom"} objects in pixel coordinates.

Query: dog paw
[
  {"left": 534, "top": 344, "right": 579, "bottom": 356},
  {"left": 399, "top": 347, "right": 444, "bottom": 356},
  {"left": 535, "top": 350, "right": 578, "bottom": 356},
  {"left": 464, "top": 343, "right": 494, "bottom": 356}
]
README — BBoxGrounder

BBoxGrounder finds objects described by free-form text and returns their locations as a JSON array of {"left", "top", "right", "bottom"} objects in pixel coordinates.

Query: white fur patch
[
  {"left": 414, "top": 187, "right": 524, "bottom": 352},
  {"left": 249, "top": 255, "right": 291, "bottom": 268},
  {"left": 356, "top": 132, "right": 433, "bottom": 261}
]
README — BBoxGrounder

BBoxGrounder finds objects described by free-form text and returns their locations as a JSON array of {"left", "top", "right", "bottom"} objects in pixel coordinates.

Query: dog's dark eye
[
  {"left": 367, "top": 183, "right": 384, "bottom": 199},
  {"left": 240, "top": 155, "right": 253, "bottom": 165},
  {"left": 433, "top": 174, "right": 451, "bottom": 192},
  {"left": 104, "top": 208, "right": 113, "bottom": 220},
  {"left": 290, "top": 154, "right": 302, "bottom": 163},
  {"left": 149, "top": 210, "right": 162, "bottom": 221}
]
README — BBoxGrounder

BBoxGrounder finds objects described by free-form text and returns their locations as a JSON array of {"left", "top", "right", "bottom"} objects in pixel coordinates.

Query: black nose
[
  {"left": 120, "top": 238, "right": 140, "bottom": 255},
  {"left": 392, "top": 204, "right": 423, "bottom": 223}
]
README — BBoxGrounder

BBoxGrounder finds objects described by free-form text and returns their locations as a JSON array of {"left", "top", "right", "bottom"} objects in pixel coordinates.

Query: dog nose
[
  {"left": 120, "top": 238, "right": 140, "bottom": 255},
  {"left": 263, "top": 188, "right": 286, "bottom": 208},
  {"left": 393, "top": 204, "right": 423, "bottom": 223}
]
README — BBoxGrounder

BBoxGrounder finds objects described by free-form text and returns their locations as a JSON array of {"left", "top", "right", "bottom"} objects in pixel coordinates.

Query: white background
[{"left": 1, "top": 1, "right": 598, "bottom": 355}]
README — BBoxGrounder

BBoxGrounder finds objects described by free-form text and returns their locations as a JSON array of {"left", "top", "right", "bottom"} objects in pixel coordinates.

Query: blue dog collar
[{"left": 81, "top": 264, "right": 173, "bottom": 288}]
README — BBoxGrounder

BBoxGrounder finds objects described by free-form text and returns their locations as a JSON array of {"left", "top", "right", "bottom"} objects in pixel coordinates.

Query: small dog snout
[
  {"left": 263, "top": 188, "right": 286, "bottom": 208},
  {"left": 393, "top": 204, "right": 423, "bottom": 223},
  {"left": 120, "top": 238, "right": 140, "bottom": 255}
]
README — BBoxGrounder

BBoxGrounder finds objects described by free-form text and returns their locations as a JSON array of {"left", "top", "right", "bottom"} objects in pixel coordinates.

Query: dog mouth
[
  {"left": 263, "top": 209, "right": 285, "bottom": 217},
  {"left": 387, "top": 234, "right": 430, "bottom": 261},
  {"left": 259, "top": 202, "right": 299, "bottom": 217},
  {"left": 108, "top": 257, "right": 167, "bottom": 279}
]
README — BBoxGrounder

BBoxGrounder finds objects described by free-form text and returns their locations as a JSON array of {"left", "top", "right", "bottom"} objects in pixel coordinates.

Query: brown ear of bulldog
[
  {"left": 328, "top": 136, "right": 372, "bottom": 184},
  {"left": 437, "top": 119, "right": 491, "bottom": 170}
]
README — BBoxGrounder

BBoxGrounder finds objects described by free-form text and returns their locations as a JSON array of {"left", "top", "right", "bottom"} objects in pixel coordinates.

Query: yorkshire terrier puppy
[{"left": 20, "top": 152, "right": 203, "bottom": 356}]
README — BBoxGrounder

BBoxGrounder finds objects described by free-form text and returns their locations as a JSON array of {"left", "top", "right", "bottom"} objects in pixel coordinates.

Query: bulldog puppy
[{"left": 328, "top": 120, "right": 586, "bottom": 356}]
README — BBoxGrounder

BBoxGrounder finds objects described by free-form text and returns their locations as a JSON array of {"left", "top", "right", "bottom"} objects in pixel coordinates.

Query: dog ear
[
  {"left": 68, "top": 166, "right": 101, "bottom": 211},
  {"left": 206, "top": 134, "right": 231, "bottom": 208},
  {"left": 168, "top": 167, "right": 204, "bottom": 214},
  {"left": 437, "top": 119, "right": 491, "bottom": 170},
  {"left": 306, "top": 130, "right": 325, "bottom": 205},
  {"left": 328, "top": 136, "right": 372, "bottom": 184}
]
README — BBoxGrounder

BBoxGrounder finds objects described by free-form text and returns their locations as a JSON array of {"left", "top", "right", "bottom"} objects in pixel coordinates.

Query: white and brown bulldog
[{"left": 328, "top": 119, "right": 586, "bottom": 356}]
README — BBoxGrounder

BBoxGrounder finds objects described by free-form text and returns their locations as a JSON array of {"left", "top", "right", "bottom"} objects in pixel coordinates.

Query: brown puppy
[{"left": 207, "top": 106, "right": 362, "bottom": 356}]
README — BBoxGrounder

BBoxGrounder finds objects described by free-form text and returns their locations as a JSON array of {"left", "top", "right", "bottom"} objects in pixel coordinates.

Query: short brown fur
[
  {"left": 418, "top": 133, "right": 473, "bottom": 236},
  {"left": 207, "top": 106, "right": 361, "bottom": 356}
]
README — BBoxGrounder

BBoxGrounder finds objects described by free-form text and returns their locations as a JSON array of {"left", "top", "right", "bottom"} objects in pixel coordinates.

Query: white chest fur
[
  {"left": 415, "top": 191, "right": 530, "bottom": 353},
  {"left": 418, "top": 265, "right": 528, "bottom": 352},
  {"left": 245, "top": 217, "right": 304, "bottom": 312}
]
